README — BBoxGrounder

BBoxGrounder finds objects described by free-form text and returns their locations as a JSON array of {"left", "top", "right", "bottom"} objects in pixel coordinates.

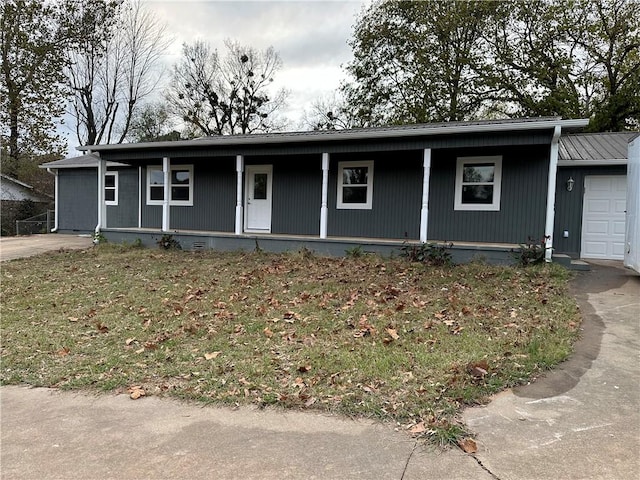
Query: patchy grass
[{"left": 0, "top": 245, "right": 580, "bottom": 446}]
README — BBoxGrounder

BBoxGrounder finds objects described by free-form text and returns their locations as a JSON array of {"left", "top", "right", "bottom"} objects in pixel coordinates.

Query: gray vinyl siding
[
  {"left": 328, "top": 151, "right": 423, "bottom": 239},
  {"left": 58, "top": 169, "right": 97, "bottom": 232},
  {"left": 428, "top": 145, "right": 550, "bottom": 244},
  {"left": 554, "top": 165, "right": 626, "bottom": 257},
  {"left": 141, "top": 159, "right": 236, "bottom": 232},
  {"left": 269, "top": 155, "right": 322, "bottom": 236},
  {"left": 99, "top": 131, "right": 553, "bottom": 162},
  {"left": 106, "top": 168, "right": 138, "bottom": 228}
]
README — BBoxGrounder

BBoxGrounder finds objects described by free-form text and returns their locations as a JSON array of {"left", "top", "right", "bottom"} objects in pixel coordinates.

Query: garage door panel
[
  {"left": 613, "top": 221, "right": 626, "bottom": 235},
  {"left": 613, "top": 177, "right": 627, "bottom": 191},
  {"left": 581, "top": 175, "right": 627, "bottom": 260},
  {"left": 584, "top": 220, "right": 608, "bottom": 234},
  {"left": 589, "top": 177, "right": 612, "bottom": 191},
  {"left": 612, "top": 243, "right": 625, "bottom": 256},
  {"left": 585, "top": 199, "right": 610, "bottom": 213},
  {"left": 583, "top": 241, "right": 608, "bottom": 257}
]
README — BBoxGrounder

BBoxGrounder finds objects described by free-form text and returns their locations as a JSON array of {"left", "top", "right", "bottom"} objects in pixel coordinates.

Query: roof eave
[
  {"left": 76, "top": 118, "right": 590, "bottom": 153},
  {"left": 558, "top": 159, "right": 627, "bottom": 166}
]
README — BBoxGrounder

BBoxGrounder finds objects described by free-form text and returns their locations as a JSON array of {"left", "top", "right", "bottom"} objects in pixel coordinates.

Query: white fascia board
[{"left": 558, "top": 159, "right": 627, "bottom": 167}]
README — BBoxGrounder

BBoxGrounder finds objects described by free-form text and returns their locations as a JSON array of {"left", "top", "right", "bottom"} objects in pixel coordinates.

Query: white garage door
[{"left": 581, "top": 175, "right": 627, "bottom": 260}]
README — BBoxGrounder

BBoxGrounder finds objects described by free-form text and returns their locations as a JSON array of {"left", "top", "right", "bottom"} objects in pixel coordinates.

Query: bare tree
[
  {"left": 299, "top": 92, "right": 367, "bottom": 130},
  {"left": 66, "top": 0, "right": 172, "bottom": 146},
  {"left": 0, "top": 0, "right": 109, "bottom": 173},
  {"left": 167, "top": 39, "right": 288, "bottom": 136}
]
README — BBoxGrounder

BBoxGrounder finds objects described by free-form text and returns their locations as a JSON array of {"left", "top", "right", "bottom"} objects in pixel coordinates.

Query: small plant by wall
[
  {"left": 157, "top": 234, "right": 181, "bottom": 250},
  {"left": 511, "top": 236, "right": 550, "bottom": 267},
  {"left": 345, "top": 245, "right": 365, "bottom": 258},
  {"left": 400, "top": 242, "right": 453, "bottom": 266}
]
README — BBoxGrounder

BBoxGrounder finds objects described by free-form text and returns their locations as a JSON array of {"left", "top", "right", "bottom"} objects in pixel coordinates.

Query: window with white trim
[
  {"left": 337, "top": 161, "right": 374, "bottom": 209},
  {"left": 454, "top": 156, "right": 502, "bottom": 211},
  {"left": 146, "top": 165, "right": 194, "bottom": 206},
  {"left": 105, "top": 172, "right": 118, "bottom": 206}
]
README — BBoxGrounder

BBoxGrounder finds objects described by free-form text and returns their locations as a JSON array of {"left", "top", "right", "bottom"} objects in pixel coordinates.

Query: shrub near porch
[{"left": 0, "top": 246, "right": 580, "bottom": 445}]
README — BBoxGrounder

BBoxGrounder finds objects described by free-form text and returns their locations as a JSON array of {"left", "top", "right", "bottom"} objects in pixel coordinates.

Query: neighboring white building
[{"left": 1, "top": 174, "right": 52, "bottom": 203}]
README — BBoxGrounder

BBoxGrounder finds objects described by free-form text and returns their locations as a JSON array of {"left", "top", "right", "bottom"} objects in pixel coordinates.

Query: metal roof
[
  {"left": 40, "top": 153, "right": 128, "bottom": 169},
  {"left": 75, "top": 117, "right": 589, "bottom": 153},
  {"left": 559, "top": 132, "right": 635, "bottom": 165}
]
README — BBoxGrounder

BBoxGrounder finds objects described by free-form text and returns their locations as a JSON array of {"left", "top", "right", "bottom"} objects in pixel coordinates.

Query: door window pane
[{"left": 253, "top": 173, "right": 267, "bottom": 199}]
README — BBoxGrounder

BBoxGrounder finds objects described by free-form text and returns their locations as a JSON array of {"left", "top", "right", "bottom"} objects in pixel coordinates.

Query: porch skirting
[{"left": 69, "top": 227, "right": 521, "bottom": 265}]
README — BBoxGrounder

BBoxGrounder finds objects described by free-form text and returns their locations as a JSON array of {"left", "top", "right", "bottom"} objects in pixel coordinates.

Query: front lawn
[{"left": 0, "top": 245, "right": 580, "bottom": 445}]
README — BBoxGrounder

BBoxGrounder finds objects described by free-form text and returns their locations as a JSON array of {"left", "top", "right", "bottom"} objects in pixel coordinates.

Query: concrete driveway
[
  {"left": 1, "top": 261, "right": 638, "bottom": 479},
  {"left": 0, "top": 234, "right": 94, "bottom": 262}
]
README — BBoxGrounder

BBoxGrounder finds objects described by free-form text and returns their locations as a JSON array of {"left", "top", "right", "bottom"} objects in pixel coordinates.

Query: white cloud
[
  {"left": 147, "top": 0, "right": 366, "bottom": 123},
  {"left": 62, "top": 0, "right": 368, "bottom": 153}
]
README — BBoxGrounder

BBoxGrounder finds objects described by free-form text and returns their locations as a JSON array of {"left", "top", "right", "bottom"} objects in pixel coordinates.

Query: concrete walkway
[
  {"left": 0, "top": 234, "right": 94, "bottom": 262},
  {"left": 1, "top": 261, "right": 638, "bottom": 479}
]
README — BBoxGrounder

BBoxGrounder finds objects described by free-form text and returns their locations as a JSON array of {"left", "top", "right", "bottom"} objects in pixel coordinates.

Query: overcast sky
[
  {"left": 62, "top": 0, "right": 368, "bottom": 152},
  {"left": 149, "top": 0, "right": 368, "bottom": 126}
]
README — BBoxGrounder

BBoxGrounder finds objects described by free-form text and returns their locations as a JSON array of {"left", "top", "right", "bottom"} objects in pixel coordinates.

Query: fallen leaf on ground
[
  {"left": 409, "top": 422, "right": 426, "bottom": 434},
  {"left": 386, "top": 327, "right": 400, "bottom": 340},
  {"left": 204, "top": 351, "right": 221, "bottom": 360},
  {"left": 128, "top": 385, "right": 146, "bottom": 400},
  {"left": 458, "top": 437, "right": 478, "bottom": 453},
  {"left": 95, "top": 322, "right": 109, "bottom": 333},
  {"left": 56, "top": 347, "right": 70, "bottom": 357}
]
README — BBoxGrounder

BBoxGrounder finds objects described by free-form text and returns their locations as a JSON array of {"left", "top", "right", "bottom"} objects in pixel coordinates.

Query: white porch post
[
  {"left": 162, "top": 156, "right": 170, "bottom": 232},
  {"left": 320, "top": 153, "right": 329, "bottom": 239},
  {"left": 48, "top": 168, "right": 59, "bottom": 232},
  {"left": 235, "top": 155, "right": 244, "bottom": 235},
  {"left": 96, "top": 155, "right": 106, "bottom": 235},
  {"left": 419, "top": 148, "right": 432, "bottom": 243},
  {"left": 138, "top": 166, "right": 142, "bottom": 229},
  {"left": 544, "top": 126, "right": 562, "bottom": 262}
]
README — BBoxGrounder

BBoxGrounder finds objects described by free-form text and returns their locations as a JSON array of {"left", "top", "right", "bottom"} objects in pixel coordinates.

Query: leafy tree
[
  {"left": 487, "top": 0, "right": 640, "bottom": 130},
  {"left": 569, "top": 0, "right": 640, "bottom": 131},
  {"left": 65, "top": 0, "right": 171, "bottom": 146},
  {"left": 342, "top": 0, "right": 640, "bottom": 131},
  {"left": 127, "top": 101, "right": 181, "bottom": 142},
  {"left": 1, "top": 0, "right": 71, "bottom": 175},
  {"left": 486, "top": 1, "right": 586, "bottom": 119},
  {"left": 343, "top": 0, "right": 497, "bottom": 125},
  {"left": 167, "top": 39, "right": 288, "bottom": 136}
]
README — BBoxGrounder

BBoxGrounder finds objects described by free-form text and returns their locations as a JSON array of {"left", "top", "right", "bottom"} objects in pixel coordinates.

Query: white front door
[
  {"left": 245, "top": 165, "right": 273, "bottom": 232},
  {"left": 581, "top": 175, "right": 627, "bottom": 260}
]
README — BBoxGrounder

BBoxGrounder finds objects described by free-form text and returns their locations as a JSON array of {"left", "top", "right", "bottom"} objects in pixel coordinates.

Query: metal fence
[{"left": 16, "top": 210, "right": 55, "bottom": 236}]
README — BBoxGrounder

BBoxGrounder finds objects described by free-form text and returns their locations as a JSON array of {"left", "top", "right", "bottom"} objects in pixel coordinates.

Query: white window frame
[
  {"left": 337, "top": 160, "right": 374, "bottom": 210},
  {"left": 104, "top": 171, "right": 118, "bottom": 206},
  {"left": 454, "top": 156, "right": 502, "bottom": 211},
  {"left": 146, "top": 165, "right": 194, "bottom": 206}
]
